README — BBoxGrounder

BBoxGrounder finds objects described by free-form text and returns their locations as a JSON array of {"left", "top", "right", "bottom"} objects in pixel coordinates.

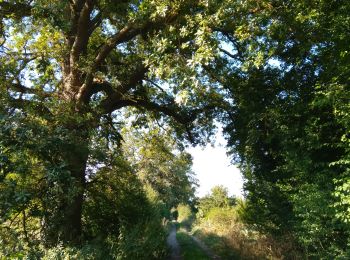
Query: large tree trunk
[
  {"left": 42, "top": 41, "right": 93, "bottom": 244},
  {"left": 60, "top": 136, "right": 89, "bottom": 245},
  {"left": 43, "top": 113, "right": 91, "bottom": 246}
]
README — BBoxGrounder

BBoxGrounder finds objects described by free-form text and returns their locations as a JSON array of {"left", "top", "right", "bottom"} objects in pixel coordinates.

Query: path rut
[{"left": 167, "top": 224, "right": 182, "bottom": 260}]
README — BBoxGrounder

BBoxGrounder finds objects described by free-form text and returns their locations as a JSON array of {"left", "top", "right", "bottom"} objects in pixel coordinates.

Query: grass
[
  {"left": 176, "top": 231, "right": 210, "bottom": 260},
  {"left": 192, "top": 221, "right": 304, "bottom": 260},
  {"left": 193, "top": 229, "right": 241, "bottom": 260}
]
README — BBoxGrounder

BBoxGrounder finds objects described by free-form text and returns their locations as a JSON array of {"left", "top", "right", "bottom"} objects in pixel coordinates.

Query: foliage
[
  {"left": 1, "top": 0, "right": 350, "bottom": 258},
  {"left": 83, "top": 158, "right": 150, "bottom": 239},
  {"left": 113, "top": 218, "right": 167, "bottom": 260},
  {"left": 177, "top": 203, "right": 194, "bottom": 230},
  {"left": 215, "top": 0, "right": 350, "bottom": 257},
  {"left": 0, "top": 0, "right": 218, "bottom": 253},
  {"left": 193, "top": 201, "right": 301, "bottom": 259},
  {"left": 197, "top": 185, "right": 236, "bottom": 218},
  {"left": 0, "top": 0, "right": 220, "bottom": 247},
  {"left": 122, "top": 123, "right": 197, "bottom": 211}
]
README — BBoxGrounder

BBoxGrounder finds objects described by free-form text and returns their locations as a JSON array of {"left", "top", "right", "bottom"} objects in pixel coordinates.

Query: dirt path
[
  {"left": 167, "top": 224, "right": 182, "bottom": 260},
  {"left": 191, "top": 235, "right": 221, "bottom": 260}
]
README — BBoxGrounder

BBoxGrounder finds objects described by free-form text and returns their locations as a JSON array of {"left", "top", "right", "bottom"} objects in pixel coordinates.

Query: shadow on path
[
  {"left": 167, "top": 224, "right": 182, "bottom": 260},
  {"left": 191, "top": 235, "right": 221, "bottom": 260}
]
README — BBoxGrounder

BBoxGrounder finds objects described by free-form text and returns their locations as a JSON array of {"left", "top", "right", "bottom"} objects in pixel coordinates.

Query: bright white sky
[{"left": 187, "top": 128, "right": 244, "bottom": 198}]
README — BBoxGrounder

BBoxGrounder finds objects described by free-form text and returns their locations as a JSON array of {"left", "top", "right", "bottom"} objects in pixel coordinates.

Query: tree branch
[
  {"left": 6, "top": 82, "right": 52, "bottom": 98},
  {"left": 7, "top": 97, "right": 52, "bottom": 117},
  {"left": 146, "top": 79, "right": 166, "bottom": 93},
  {"left": 103, "top": 96, "right": 193, "bottom": 125},
  {"left": 70, "top": 0, "right": 95, "bottom": 64},
  {"left": 80, "top": 63, "right": 148, "bottom": 103},
  {"left": 88, "top": 80, "right": 115, "bottom": 97},
  {"left": 219, "top": 47, "right": 243, "bottom": 62},
  {"left": 88, "top": 11, "right": 102, "bottom": 35},
  {"left": 76, "top": 25, "right": 142, "bottom": 101},
  {"left": 99, "top": 96, "right": 197, "bottom": 143},
  {"left": 78, "top": 12, "right": 179, "bottom": 103},
  {"left": 0, "top": 1, "right": 32, "bottom": 18}
]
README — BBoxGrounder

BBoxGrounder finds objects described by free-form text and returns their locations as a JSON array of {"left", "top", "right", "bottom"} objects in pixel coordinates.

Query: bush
[
  {"left": 114, "top": 218, "right": 167, "bottom": 259},
  {"left": 193, "top": 201, "right": 303, "bottom": 259},
  {"left": 206, "top": 207, "right": 237, "bottom": 226},
  {"left": 177, "top": 204, "right": 194, "bottom": 229},
  {"left": 0, "top": 167, "right": 168, "bottom": 259},
  {"left": 1, "top": 217, "right": 168, "bottom": 260}
]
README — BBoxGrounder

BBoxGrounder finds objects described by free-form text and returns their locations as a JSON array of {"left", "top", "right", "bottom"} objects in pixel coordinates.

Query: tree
[
  {"left": 212, "top": 0, "right": 350, "bottom": 256},
  {"left": 0, "top": 0, "right": 222, "bottom": 246},
  {"left": 198, "top": 185, "right": 236, "bottom": 217},
  {"left": 2, "top": 0, "right": 349, "bottom": 257}
]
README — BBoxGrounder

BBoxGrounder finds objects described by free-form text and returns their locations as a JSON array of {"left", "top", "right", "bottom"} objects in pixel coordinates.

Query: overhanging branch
[
  {"left": 0, "top": 1, "right": 32, "bottom": 18},
  {"left": 70, "top": 0, "right": 95, "bottom": 64},
  {"left": 79, "top": 63, "right": 147, "bottom": 103},
  {"left": 4, "top": 81, "right": 52, "bottom": 99},
  {"left": 98, "top": 96, "right": 200, "bottom": 143},
  {"left": 7, "top": 97, "right": 52, "bottom": 117},
  {"left": 99, "top": 93, "right": 193, "bottom": 125},
  {"left": 78, "top": 12, "right": 179, "bottom": 102}
]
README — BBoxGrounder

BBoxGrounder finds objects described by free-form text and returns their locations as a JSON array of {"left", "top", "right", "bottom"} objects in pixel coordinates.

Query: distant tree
[
  {"left": 198, "top": 185, "right": 236, "bottom": 217},
  {"left": 210, "top": 185, "right": 230, "bottom": 208}
]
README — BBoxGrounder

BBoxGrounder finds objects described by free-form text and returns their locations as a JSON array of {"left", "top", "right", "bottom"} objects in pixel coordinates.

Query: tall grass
[{"left": 193, "top": 204, "right": 303, "bottom": 259}]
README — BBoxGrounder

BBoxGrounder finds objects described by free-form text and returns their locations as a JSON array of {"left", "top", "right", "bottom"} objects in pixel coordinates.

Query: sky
[{"left": 187, "top": 129, "right": 244, "bottom": 198}]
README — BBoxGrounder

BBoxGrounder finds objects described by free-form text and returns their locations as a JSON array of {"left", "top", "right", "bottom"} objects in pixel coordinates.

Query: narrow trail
[
  {"left": 191, "top": 235, "right": 221, "bottom": 260},
  {"left": 167, "top": 224, "right": 182, "bottom": 260}
]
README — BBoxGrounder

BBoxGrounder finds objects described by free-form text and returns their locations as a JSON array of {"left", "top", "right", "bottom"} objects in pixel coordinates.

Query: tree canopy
[
  {"left": 1, "top": 0, "right": 350, "bottom": 258},
  {"left": 0, "top": 0, "right": 222, "bottom": 248}
]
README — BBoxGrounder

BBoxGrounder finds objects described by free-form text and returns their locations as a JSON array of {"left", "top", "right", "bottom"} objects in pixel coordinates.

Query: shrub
[
  {"left": 114, "top": 218, "right": 167, "bottom": 259},
  {"left": 177, "top": 204, "right": 194, "bottom": 229}
]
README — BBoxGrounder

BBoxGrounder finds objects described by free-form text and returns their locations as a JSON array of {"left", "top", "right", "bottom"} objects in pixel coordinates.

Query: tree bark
[
  {"left": 43, "top": 117, "right": 90, "bottom": 246},
  {"left": 60, "top": 137, "right": 88, "bottom": 245}
]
